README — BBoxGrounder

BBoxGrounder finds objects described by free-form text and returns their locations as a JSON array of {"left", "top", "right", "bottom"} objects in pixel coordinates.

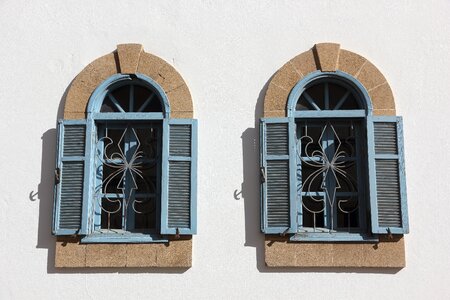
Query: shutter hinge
[
  {"left": 175, "top": 228, "right": 180, "bottom": 239},
  {"left": 260, "top": 167, "right": 267, "bottom": 183},
  {"left": 55, "top": 168, "right": 61, "bottom": 184},
  {"left": 280, "top": 228, "right": 289, "bottom": 237},
  {"left": 386, "top": 227, "right": 393, "bottom": 239}
]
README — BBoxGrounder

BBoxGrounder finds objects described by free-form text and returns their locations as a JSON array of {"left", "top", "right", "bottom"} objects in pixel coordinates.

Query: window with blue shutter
[
  {"left": 53, "top": 74, "right": 197, "bottom": 243},
  {"left": 261, "top": 71, "right": 409, "bottom": 241}
]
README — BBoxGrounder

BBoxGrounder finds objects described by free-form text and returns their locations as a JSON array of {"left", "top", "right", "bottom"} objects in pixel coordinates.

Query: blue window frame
[
  {"left": 53, "top": 74, "right": 197, "bottom": 243},
  {"left": 261, "top": 71, "right": 409, "bottom": 241}
]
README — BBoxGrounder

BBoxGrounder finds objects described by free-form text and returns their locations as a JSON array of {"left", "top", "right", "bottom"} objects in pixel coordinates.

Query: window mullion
[
  {"left": 355, "top": 122, "right": 366, "bottom": 231},
  {"left": 156, "top": 124, "right": 162, "bottom": 232},
  {"left": 94, "top": 125, "right": 104, "bottom": 232}
]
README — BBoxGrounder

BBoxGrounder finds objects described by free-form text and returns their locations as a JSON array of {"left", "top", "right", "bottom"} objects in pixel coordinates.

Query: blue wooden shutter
[
  {"left": 53, "top": 119, "right": 89, "bottom": 235},
  {"left": 260, "top": 118, "right": 297, "bottom": 234},
  {"left": 161, "top": 119, "right": 198, "bottom": 235},
  {"left": 368, "top": 116, "right": 409, "bottom": 234}
]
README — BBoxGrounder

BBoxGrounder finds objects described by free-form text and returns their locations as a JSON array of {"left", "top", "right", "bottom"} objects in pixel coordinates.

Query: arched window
[
  {"left": 53, "top": 74, "right": 197, "bottom": 243},
  {"left": 291, "top": 71, "right": 370, "bottom": 240},
  {"left": 261, "top": 67, "right": 408, "bottom": 242}
]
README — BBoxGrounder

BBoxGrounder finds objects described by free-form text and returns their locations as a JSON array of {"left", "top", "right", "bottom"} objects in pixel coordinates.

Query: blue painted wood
[
  {"left": 303, "top": 92, "right": 321, "bottom": 110},
  {"left": 290, "top": 232, "right": 379, "bottom": 242},
  {"left": 160, "top": 119, "right": 198, "bottom": 235},
  {"left": 292, "top": 110, "right": 366, "bottom": 118},
  {"left": 53, "top": 119, "right": 88, "bottom": 235},
  {"left": 160, "top": 118, "right": 170, "bottom": 235},
  {"left": 334, "top": 90, "right": 351, "bottom": 110},
  {"left": 369, "top": 116, "right": 409, "bottom": 234},
  {"left": 286, "top": 70, "right": 373, "bottom": 117},
  {"left": 82, "top": 118, "right": 95, "bottom": 235},
  {"left": 81, "top": 232, "right": 168, "bottom": 243},
  {"left": 91, "top": 112, "right": 164, "bottom": 120},
  {"left": 260, "top": 117, "right": 297, "bottom": 234}
]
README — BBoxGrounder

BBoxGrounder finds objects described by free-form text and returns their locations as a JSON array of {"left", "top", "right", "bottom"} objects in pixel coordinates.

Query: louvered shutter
[
  {"left": 53, "top": 119, "right": 89, "bottom": 235},
  {"left": 161, "top": 119, "right": 197, "bottom": 235},
  {"left": 260, "top": 118, "right": 297, "bottom": 234},
  {"left": 368, "top": 116, "right": 409, "bottom": 234}
]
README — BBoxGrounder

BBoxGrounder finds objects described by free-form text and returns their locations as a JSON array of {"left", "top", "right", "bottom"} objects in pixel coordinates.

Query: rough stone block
[
  {"left": 356, "top": 60, "right": 387, "bottom": 91},
  {"left": 117, "top": 44, "right": 143, "bottom": 74},
  {"left": 171, "top": 111, "right": 194, "bottom": 119},
  {"left": 314, "top": 43, "right": 340, "bottom": 72},
  {"left": 126, "top": 244, "right": 158, "bottom": 267},
  {"left": 295, "top": 242, "right": 334, "bottom": 267},
  {"left": 85, "top": 244, "right": 127, "bottom": 267},
  {"left": 270, "top": 62, "right": 303, "bottom": 92},
  {"left": 63, "top": 112, "right": 86, "bottom": 120},
  {"left": 331, "top": 243, "right": 364, "bottom": 267},
  {"left": 265, "top": 238, "right": 297, "bottom": 267},
  {"left": 137, "top": 52, "right": 167, "bottom": 81},
  {"left": 55, "top": 237, "right": 86, "bottom": 268},
  {"left": 265, "top": 235, "right": 405, "bottom": 268},
  {"left": 166, "top": 84, "right": 193, "bottom": 114},
  {"left": 264, "top": 110, "right": 285, "bottom": 118},
  {"left": 369, "top": 82, "right": 395, "bottom": 110},
  {"left": 155, "top": 64, "right": 185, "bottom": 93},
  {"left": 373, "top": 109, "right": 396, "bottom": 116},
  {"left": 337, "top": 49, "right": 367, "bottom": 76},
  {"left": 361, "top": 236, "right": 405, "bottom": 268},
  {"left": 263, "top": 83, "right": 290, "bottom": 113},
  {"left": 156, "top": 238, "right": 192, "bottom": 267},
  {"left": 289, "top": 49, "right": 319, "bottom": 77}
]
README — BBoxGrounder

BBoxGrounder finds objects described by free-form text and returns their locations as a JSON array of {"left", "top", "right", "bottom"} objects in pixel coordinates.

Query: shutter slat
[
  {"left": 370, "top": 117, "right": 409, "bottom": 234},
  {"left": 261, "top": 118, "right": 297, "bottom": 234},
  {"left": 267, "top": 123, "right": 289, "bottom": 155},
  {"left": 169, "top": 125, "right": 191, "bottom": 157},
  {"left": 53, "top": 121, "right": 87, "bottom": 235},
  {"left": 161, "top": 120, "right": 197, "bottom": 235},
  {"left": 168, "top": 160, "right": 191, "bottom": 228}
]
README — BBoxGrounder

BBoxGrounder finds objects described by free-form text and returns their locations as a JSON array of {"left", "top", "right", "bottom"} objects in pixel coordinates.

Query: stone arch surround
[
  {"left": 63, "top": 44, "right": 193, "bottom": 119},
  {"left": 263, "top": 43, "right": 396, "bottom": 118}
]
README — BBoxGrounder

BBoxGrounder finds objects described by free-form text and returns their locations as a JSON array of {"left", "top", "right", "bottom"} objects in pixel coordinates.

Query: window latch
[
  {"left": 55, "top": 168, "right": 61, "bottom": 184},
  {"left": 260, "top": 167, "right": 267, "bottom": 183}
]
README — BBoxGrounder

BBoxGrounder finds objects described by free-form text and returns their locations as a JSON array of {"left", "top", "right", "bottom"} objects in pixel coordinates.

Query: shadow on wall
[
  {"left": 241, "top": 75, "right": 400, "bottom": 274},
  {"left": 35, "top": 82, "right": 187, "bottom": 274},
  {"left": 241, "top": 75, "right": 271, "bottom": 272},
  {"left": 35, "top": 84, "right": 66, "bottom": 274}
]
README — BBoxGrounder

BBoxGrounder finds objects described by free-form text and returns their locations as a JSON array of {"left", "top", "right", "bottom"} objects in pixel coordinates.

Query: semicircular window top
[
  {"left": 99, "top": 77, "right": 163, "bottom": 113},
  {"left": 53, "top": 73, "right": 197, "bottom": 244},
  {"left": 295, "top": 76, "right": 362, "bottom": 111},
  {"left": 261, "top": 71, "right": 409, "bottom": 243}
]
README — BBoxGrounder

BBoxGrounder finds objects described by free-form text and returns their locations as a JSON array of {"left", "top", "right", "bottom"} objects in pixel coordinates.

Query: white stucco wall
[{"left": 1, "top": 0, "right": 449, "bottom": 299}]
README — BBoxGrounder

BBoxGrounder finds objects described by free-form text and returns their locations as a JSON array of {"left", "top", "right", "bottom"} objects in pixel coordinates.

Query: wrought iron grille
[
  {"left": 297, "top": 120, "right": 365, "bottom": 233},
  {"left": 95, "top": 124, "right": 161, "bottom": 232}
]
